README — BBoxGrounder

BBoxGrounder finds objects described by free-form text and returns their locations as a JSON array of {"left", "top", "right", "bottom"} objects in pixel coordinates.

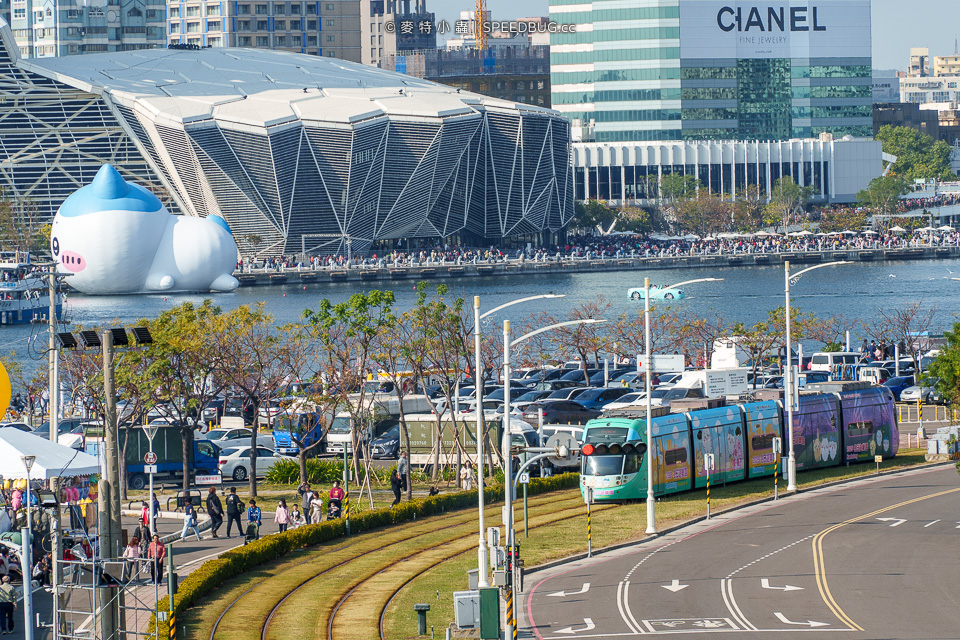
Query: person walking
[
  {"left": 225, "top": 487, "right": 243, "bottom": 538},
  {"left": 274, "top": 500, "right": 291, "bottom": 533},
  {"left": 300, "top": 484, "right": 314, "bottom": 519},
  {"left": 390, "top": 466, "right": 402, "bottom": 507},
  {"left": 309, "top": 492, "right": 324, "bottom": 524},
  {"left": 0, "top": 575, "right": 15, "bottom": 634},
  {"left": 247, "top": 499, "right": 262, "bottom": 528},
  {"left": 123, "top": 538, "right": 142, "bottom": 579},
  {"left": 147, "top": 534, "right": 166, "bottom": 585},
  {"left": 179, "top": 501, "right": 202, "bottom": 541},
  {"left": 206, "top": 488, "right": 223, "bottom": 539},
  {"left": 460, "top": 463, "right": 475, "bottom": 491},
  {"left": 397, "top": 451, "right": 408, "bottom": 494}
]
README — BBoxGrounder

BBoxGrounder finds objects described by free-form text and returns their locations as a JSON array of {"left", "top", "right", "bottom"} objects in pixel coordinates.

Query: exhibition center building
[{"left": 0, "top": 21, "right": 573, "bottom": 256}]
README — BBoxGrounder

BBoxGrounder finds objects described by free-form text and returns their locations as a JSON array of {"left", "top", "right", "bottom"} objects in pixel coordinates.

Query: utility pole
[
  {"left": 48, "top": 268, "right": 58, "bottom": 446},
  {"left": 99, "top": 330, "right": 122, "bottom": 640}
]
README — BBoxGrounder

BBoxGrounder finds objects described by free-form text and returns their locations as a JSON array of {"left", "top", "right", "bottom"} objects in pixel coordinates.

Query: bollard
[
  {"left": 774, "top": 452, "right": 779, "bottom": 501},
  {"left": 414, "top": 604, "right": 430, "bottom": 636}
]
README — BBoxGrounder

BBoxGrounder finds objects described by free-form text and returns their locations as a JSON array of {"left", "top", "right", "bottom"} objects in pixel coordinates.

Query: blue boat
[{"left": 0, "top": 254, "right": 62, "bottom": 325}]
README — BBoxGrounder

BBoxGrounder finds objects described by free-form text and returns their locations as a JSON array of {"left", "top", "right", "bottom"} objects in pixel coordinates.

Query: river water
[{"left": 4, "top": 258, "right": 959, "bottom": 372}]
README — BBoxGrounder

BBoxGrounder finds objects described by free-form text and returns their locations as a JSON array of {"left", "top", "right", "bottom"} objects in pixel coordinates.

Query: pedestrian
[
  {"left": 225, "top": 487, "right": 243, "bottom": 538},
  {"left": 136, "top": 524, "right": 151, "bottom": 558},
  {"left": 123, "top": 538, "right": 142, "bottom": 578},
  {"left": 147, "top": 534, "right": 166, "bottom": 585},
  {"left": 139, "top": 501, "right": 149, "bottom": 530},
  {"left": 390, "top": 466, "right": 402, "bottom": 507},
  {"left": 151, "top": 493, "right": 161, "bottom": 521},
  {"left": 397, "top": 451, "right": 408, "bottom": 492},
  {"left": 179, "top": 501, "right": 202, "bottom": 541},
  {"left": 274, "top": 500, "right": 291, "bottom": 533},
  {"left": 247, "top": 499, "right": 262, "bottom": 527},
  {"left": 460, "top": 463, "right": 475, "bottom": 491},
  {"left": 309, "top": 492, "right": 324, "bottom": 524},
  {"left": 0, "top": 575, "right": 15, "bottom": 634},
  {"left": 300, "top": 484, "right": 314, "bottom": 517},
  {"left": 206, "top": 487, "right": 223, "bottom": 539},
  {"left": 290, "top": 504, "right": 304, "bottom": 527}
]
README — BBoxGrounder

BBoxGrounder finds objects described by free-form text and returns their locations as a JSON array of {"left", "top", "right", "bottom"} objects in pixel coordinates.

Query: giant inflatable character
[{"left": 51, "top": 164, "right": 239, "bottom": 295}]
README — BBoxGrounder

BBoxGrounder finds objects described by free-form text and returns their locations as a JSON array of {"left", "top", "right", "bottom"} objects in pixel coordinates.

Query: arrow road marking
[
  {"left": 761, "top": 578, "right": 804, "bottom": 592},
  {"left": 547, "top": 582, "right": 590, "bottom": 598},
  {"left": 774, "top": 612, "right": 829, "bottom": 628},
  {"left": 876, "top": 517, "right": 907, "bottom": 527},
  {"left": 661, "top": 579, "right": 689, "bottom": 592},
  {"left": 555, "top": 618, "right": 595, "bottom": 635}
]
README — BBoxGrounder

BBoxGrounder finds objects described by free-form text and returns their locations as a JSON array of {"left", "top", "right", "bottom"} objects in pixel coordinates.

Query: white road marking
[
  {"left": 661, "top": 579, "right": 689, "bottom": 592},
  {"left": 555, "top": 617, "right": 595, "bottom": 635},
  {"left": 924, "top": 520, "right": 940, "bottom": 527},
  {"left": 720, "top": 579, "right": 754, "bottom": 631},
  {"left": 774, "top": 612, "right": 829, "bottom": 628},
  {"left": 616, "top": 580, "right": 644, "bottom": 635},
  {"left": 760, "top": 578, "right": 803, "bottom": 592},
  {"left": 547, "top": 582, "right": 590, "bottom": 597},
  {"left": 876, "top": 517, "right": 907, "bottom": 527}
]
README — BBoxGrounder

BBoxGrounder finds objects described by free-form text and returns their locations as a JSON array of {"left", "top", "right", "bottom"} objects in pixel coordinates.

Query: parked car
[
  {"left": 218, "top": 446, "right": 288, "bottom": 481},
  {"left": 546, "top": 387, "right": 592, "bottom": 401},
  {"left": 528, "top": 380, "right": 586, "bottom": 392},
  {"left": 653, "top": 386, "right": 704, "bottom": 407},
  {"left": 571, "top": 387, "right": 634, "bottom": 411},
  {"left": 511, "top": 389, "right": 553, "bottom": 412},
  {"left": 900, "top": 379, "right": 944, "bottom": 405},
  {"left": 588, "top": 368, "right": 632, "bottom": 386},
  {"left": 370, "top": 424, "right": 402, "bottom": 459},
  {"left": 601, "top": 391, "right": 647, "bottom": 412},
  {"left": 202, "top": 427, "right": 273, "bottom": 448},
  {"left": 521, "top": 400, "right": 601, "bottom": 426},
  {"left": 607, "top": 372, "right": 646, "bottom": 389},
  {"left": 558, "top": 369, "right": 602, "bottom": 385},
  {"left": 1, "top": 422, "right": 33, "bottom": 432},
  {"left": 33, "top": 418, "right": 87, "bottom": 449},
  {"left": 882, "top": 376, "right": 915, "bottom": 401},
  {"left": 485, "top": 387, "right": 530, "bottom": 403}
]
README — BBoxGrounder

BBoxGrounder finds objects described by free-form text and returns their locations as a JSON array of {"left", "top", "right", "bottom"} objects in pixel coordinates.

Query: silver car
[{"left": 900, "top": 380, "right": 944, "bottom": 405}]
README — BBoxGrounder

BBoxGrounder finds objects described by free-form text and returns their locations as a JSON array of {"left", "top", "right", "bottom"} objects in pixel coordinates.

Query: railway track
[{"left": 204, "top": 491, "right": 588, "bottom": 640}]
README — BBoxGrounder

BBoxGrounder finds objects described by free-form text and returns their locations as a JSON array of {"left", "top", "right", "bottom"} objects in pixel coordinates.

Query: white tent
[
  {"left": 888, "top": 226, "right": 907, "bottom": 233},
  {"left": 0, "top": 428, "right": 100, "bottom": 479},
  {"left": 937, "top": 225, "right": 954, "bottom": 232}
]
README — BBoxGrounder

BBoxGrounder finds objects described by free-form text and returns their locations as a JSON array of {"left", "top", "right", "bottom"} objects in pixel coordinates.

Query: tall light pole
[
  {"left": 642, "top": 277, "right": 722, "bottom": 535},
  {"left": 472, "top": 293, "right": 562, "bottom": 589},
  {"left": 21, "top": 454, "right": 36, "bottom": 640},
  {"left": 502, "top": 317, "right": 604, "bottom": 640},
  {"left": 784, "top": 260, "right": 849, "bottom": 491}
]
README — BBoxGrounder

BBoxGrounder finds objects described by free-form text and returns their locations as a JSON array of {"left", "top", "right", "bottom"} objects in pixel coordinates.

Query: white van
[{"left": 808, "top": 352, "right": 861, "bottom": 373}]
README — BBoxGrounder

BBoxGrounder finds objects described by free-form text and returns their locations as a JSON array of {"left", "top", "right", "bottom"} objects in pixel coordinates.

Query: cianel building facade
[{"left": 0, "top": 20, "right": 573, "bottom": 256}]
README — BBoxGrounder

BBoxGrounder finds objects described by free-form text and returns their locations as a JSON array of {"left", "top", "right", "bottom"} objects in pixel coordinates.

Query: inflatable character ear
[{"left": 90, "top": 164, "right": 130, "bottom": 199}]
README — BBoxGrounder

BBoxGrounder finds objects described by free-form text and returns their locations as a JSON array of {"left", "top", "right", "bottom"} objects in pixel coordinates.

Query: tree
[
  {"left": 553, "top": 297, "right": 612, "bottom": 370},
  {"left": 675, "top": 193, "right": 730, "bottom": 238},
  {"left": 208, "top": 304, "right": 300, "bottom": 497},
  {"left": 817, "top": 208, "right": 867, "bottom": 233},
  {"left": 123, "top": 301, "right": 225, "bottom": 492},
  {"left": 730, "top": 185, "right": 766, "bottom": 233},
  {"left": 867, "top": 301, "right": 938, "bottom": 372},
  {"left": 0, "top": 192, "right": 45, "bottom": 255},
  {"left": 929, "top": 322, "right": 960, "bottom": 405},
  {"left": 730, "top": 306, "right": 820, "bottom": 386},
  {"left": 763, "top": 176, "right": 813, "bottom": 233},
  {"left": 660, "top": 174, "right": 701, "bottom": 201},
  {"left": 615, "top": 205, "right": 653, "bottom": 234},
  {"left": 572, "top": 200, "right": 618, "bottom": 233},
  {"left": 856, "top": 175, "right": 911, "bottom": 219},
  {"left": 876, "top": 125, "right": 957, "bottom": 182}
]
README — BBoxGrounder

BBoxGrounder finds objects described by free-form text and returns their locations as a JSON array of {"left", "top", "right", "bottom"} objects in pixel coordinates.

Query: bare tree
[{"left": 869, "top": 301, "right": 938, "bottom": 371}]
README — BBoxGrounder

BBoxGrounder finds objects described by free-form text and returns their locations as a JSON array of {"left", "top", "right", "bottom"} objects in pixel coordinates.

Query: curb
[{"left": 525, "top": 459, "right": 953, "bottom": 575}]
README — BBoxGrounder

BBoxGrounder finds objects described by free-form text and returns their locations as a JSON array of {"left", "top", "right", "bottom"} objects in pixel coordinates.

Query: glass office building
[{"left": 549, "top": 0, "right": 872, "bottom": 143}]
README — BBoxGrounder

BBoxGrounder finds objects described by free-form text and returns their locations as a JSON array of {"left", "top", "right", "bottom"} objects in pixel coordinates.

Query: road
[{"left": 524, "top": 465, "right": 960, "bottom": 639}]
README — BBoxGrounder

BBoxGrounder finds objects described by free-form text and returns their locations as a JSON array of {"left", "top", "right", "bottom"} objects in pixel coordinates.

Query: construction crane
[{"left": 475, "top": 0, "right": 487, "bottom": 51}]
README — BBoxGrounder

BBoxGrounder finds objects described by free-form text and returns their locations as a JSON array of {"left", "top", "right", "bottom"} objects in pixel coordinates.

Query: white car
[
  {"left": 202, "top": 427, "right": 274, "bottom": 448},
  {"left": 218, "top": 446, "right": 289, "bottom": 482},
  {"left": 601, "top": 391, "right": 648, "bottom": 412}
]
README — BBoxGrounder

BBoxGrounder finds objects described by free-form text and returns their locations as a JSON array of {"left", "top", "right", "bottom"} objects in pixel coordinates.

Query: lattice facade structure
[
  {"left": 0, "top": 24, "right": 172, "bottom": 230},
  {"left": 1, "top": 22, "right": 573, "bottom": 256}
]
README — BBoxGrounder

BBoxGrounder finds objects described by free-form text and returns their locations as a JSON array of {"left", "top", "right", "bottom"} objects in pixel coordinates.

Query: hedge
[{"left": 150, "top": 472, "right": 580, "bottom": 637}]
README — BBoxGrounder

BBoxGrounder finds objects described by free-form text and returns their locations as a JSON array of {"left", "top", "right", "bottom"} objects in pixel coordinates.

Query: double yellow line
[{"left": 812, "top": 487, "right": 960, "bottom": 631}]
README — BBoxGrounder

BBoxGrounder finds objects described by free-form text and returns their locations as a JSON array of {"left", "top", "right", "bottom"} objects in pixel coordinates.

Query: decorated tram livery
[{"left": 580, "top": 387, "right": 899, "bottom": 501}]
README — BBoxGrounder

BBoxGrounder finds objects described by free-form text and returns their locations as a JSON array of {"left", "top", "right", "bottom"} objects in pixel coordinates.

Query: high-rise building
[
  {"left": 6, "top": 0, "right": 165, "bottom": 57},
  {"left": 909, "top": 47, "right": 930, "bottom": 77},
  {"left": 362, "top": 0, "right": 434, "bottom": 67},
  {"left": 549, "top": 0, "right": 873, "bottom": 143},
  {"left": 934, "top": 54, "right": 960, "bottom": 77}
]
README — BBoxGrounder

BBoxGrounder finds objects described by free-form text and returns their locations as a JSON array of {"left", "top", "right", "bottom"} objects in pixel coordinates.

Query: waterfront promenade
[{"left": 234, "top": 244, "right": 960, "bottom": 286}]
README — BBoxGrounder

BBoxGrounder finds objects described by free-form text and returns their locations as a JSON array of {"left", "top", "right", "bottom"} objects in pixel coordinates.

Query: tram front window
[
  {"left": 583, "top": 455, "right": 623, "bottom": 476},
  {"left": 622, "top": 452, "right": 640, "bottom": 474}
]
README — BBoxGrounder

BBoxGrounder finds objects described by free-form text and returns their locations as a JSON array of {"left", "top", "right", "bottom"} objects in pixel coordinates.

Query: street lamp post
[
  {"left": 21, "top": 455, "right": 36, "bottom": 640},
  {"left": 502, "top": 317, "right": 604, "bottom": 640},
  {"left": 144, "top": 424, "right": 160, "bottom": 535},
  {"left": 472, "top": 294, "right": 562, "bottom": 590},
  {"left": 642, "top": 277, "right": 722, "bottom": 535},
  {"left": 784, "top": 260, "right": 850, "bottom": 492}
]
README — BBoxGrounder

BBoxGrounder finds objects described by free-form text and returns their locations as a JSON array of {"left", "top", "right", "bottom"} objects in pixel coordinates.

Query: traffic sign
[
  {"left": 519, "top": 472, "right": 530, "bottom": 484},
  {"left": 144, "top": 452, "right": 158, "bottom": 464},
  {"left": 144, "top": 465, "right": 158, "bottom": 474},
  {"left": 545, "top": 433, "right": 579, "bottom": 468},
  {"left": 874, "top": 455, "right": 882, "bottom": 463}
]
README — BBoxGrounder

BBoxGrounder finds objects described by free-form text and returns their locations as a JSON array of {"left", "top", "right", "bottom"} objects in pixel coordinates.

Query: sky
[{"left": 436, "top": 0, "right": 957, "bottom": 71}]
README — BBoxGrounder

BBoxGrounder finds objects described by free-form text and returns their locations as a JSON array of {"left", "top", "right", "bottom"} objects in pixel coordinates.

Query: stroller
[
  {"left": 243, "top": 522, "right": 260, "bottom": 545},
  {"left": 327, "top": 499, "right": 342, "bottom": 520}
]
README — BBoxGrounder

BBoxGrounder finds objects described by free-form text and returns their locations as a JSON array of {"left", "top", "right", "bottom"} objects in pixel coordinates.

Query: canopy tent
[
  {"left": 841, "top": 230, "right": 858, "bottom": 235},
  {"left": 888, "top": 226, "right": 907, "bottom": 233},
  {"left": 937, "top": 225, "right": 954, "bottom": 232},
  {"left": 0, "top": 428, "right": 100, "bottom": 479},
  {"left": 862, "top": 230, "right": 878, "bottom": 235},
  {"left": 755, "top": 231, "right": 778, "bottom": 237},
  {"left": 917, "top": 226, "right": 936, "bottom": 232},
  {"left": 789, "top": 230, "right": 814, "bottom": 237}
]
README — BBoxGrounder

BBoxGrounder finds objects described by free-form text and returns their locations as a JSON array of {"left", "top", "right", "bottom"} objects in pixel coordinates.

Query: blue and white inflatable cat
[{"left": 51, "top": 165, "right": 239, "bottom": 295}]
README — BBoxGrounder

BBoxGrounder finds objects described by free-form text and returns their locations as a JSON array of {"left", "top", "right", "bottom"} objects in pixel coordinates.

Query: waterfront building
[
  {"left": 900, "top": 75, "right": 960, "bottom": 105},
  {"left": 0, "top": 20, "right": 572, "bottom": 256},
  {"left": 549, "top": 0, "right": 873, "bottom": 143},
  {"left": 572, "top": 136, "right": 886, "bottom": 204},
  {"left": 934, "top": 53, "right": 960, "bottom": 78},
  {"left": 166, "top": 0, "right": 433, "bottom": 64}
]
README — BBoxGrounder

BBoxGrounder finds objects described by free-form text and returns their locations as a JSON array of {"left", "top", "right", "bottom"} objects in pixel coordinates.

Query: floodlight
[
  {"left": 132, "top": 327, "right": 153, "bottom": 344},
  {"left": 110, "top": 328, "right": 129, "bottom": 347},
  {"left": 57, "top": 332, "right": 78, "bottom": 349},
  {"left": 79, "top": 330, "right": 102, "bottom": 348}
]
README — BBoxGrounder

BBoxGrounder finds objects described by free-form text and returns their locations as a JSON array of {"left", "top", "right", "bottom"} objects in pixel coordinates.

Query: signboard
[
  {"left": 874, "top": 455, "right": 882, "bottom": 463},
  {"left": 705, "top": 369, "right": 749, "bottom": 397},
  {"left": 679, "top": 0, "right": 871, "bottom": 60},
  {"left": 144, "top": 452, "right": 158, "bottom": 464},
  {"left": 144, "top": 464, "right": 158, "bottom": 474},
  {"left": 221, "top": 416, "right": 245, "bottom": 429},
  {"left": 195, "top": 474, "right": 222, "bottom": 486},
  {"left": 637, "top": 354, "right": 685, "bottom": 373},
  {"left": 519, "top": 472, "right": 530, "bottom": 484}
]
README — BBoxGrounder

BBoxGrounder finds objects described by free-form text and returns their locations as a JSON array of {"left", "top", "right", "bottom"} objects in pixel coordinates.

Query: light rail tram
[{"left": 580, "top": 386, "right": 898, "bottom": 501}]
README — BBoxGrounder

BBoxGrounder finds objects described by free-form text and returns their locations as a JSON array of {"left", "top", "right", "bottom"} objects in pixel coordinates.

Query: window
[
  {"left": 306, "top": 3, "right": 315, "bottom": 11},
  {"left": 13, "top": 8, "right": 26, "bottom": 18},
  {"left": 257, "top": 20, "right": 269, "bottom": 29},
  {"left": 326, "top": 50, "right": 335, "bottom": 56},
  {"left": 68, "top": 44, "right": 79, "bottom": 53},
  {"left": 88, "top": 7, "right": 104, "bottom": 16},
  {"left": 146, "top": 9, "right": 159, "bottom": 18},
  {"left": 33, "top": 10, "right": 43, "bottom": 21},
  {"left": 325, "top": 34, "right": 334, "bottom": 41},
  {"left": 290, "top": 4, "right": 300, "bottom": 13},
  {"left": 208, "top": 36, "right": 222, "bottom": 46},
  {"left": 186, "top": 6, "right": 200, "bottom": 17},
  {"left": 169, "top": 6, "right": 180, "bottom": 16},
  {"left": 291, "top": 34, "right": 301, "bottom": 44},
  {"left": 275, "top": 20, "right": 285, "bottom": 29},
  {"left": 237, "top": 4, "right": 251, "bottom": 14},
  {"left": 207, "top": 20, "right": 221, "bottom": 30},
  {"left": 186, "top": 21, "right": 199, "bottom": 32},
  {"left": 325, "top": 3, "right": 333, "bottom": 9},
  {"left": 206, "top": 3, "right": 221, "bottom": 15},
  {"left": 127, "top": 7, "right": 142, "bottom": 16},
  {"left": 169, "top": 22, "right": 181, "bottom": 33},
  {"left": 238, "top": 20, "right": 250, "bottom": 30},
  {"left": 256, "top": 35, "right": 268, "bottom": 45},
  {"left": 307, "top": 19, "right": 316, "bottom": 29},
  {"left": 325, "top": 18, "right": 333, "bottom": 25},
  {"left": 274, "top": 4, "right": 284, "bottom": 13},
  {"left": 275, "top": 35, "right": 285, "bottom": 45},
  {"left": 238, "top": 36, "right": 251, "bottom": 45},
  {"left": 307, "top": 34, "right": 316, "bottom": 45},
  {"left": 255, "top": 4, "right": 267, "bottom": 14}
]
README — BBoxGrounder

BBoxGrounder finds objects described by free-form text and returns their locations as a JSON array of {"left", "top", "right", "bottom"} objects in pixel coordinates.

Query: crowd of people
[{"left": 235, "top": 226, "right": 960, "bottom": 272}]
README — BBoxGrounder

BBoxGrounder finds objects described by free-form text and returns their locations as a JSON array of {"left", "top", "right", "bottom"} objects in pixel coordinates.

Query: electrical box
[
  {"left": 453, "top": 590, "right": 480, "bottom": 628},
  {"left": 479, "top": 587, "right": 500, "bottom": 639},
  {"left": 492, "top": 570, "right": 508, "bottom": 586},
  {"left": 467, "top": 569, "right": 479, "bottom": 591}
]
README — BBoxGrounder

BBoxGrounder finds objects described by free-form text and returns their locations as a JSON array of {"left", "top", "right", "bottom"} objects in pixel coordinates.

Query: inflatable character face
[{"left": 51, "top": 165, "right": 239, "bottom": 295}]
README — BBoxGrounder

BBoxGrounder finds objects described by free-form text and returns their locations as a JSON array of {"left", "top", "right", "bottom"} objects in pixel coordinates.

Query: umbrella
[
  {"left": 917, "top": 226, "right": 936, "bottom": 232},
  {"left": 795, "top": 230, "right": 814, "bottom": 236},
  {"left": 888, "top": 226, "right": 907, "bottom": 233},
  {"left": 937, "top": 225, "right": 954, "bottom": 232},
  {"left": 718, "top": 232, "right": 739, "bottom": 239},
  {"left": 862, "top": 230, "right": 878, "bottom": 235},
  {"left": 755, "top": 231, "right": 778, "bottom": 237},
  {"left": 842, "top": 230, "right": 858, "bottom": 235},
  {"left": 682, "top": 234, "right": 700, "bottom": 240}
]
